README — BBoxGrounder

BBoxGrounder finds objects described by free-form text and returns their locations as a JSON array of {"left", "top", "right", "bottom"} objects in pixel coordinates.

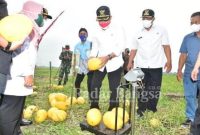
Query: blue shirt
[
  {"left": 180, "top": 32, "right": 200, "bottom": 77},
  {"left": 74, "top": 40, "right": 91, "bottom": 60},
  {"left": 74, "top": 40, "right": 92, "bottom": 74}
]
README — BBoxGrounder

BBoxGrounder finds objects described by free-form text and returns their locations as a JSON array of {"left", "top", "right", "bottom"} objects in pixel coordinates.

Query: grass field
[{"left": 22, "top": 67, "right": 189, "bottom": 135}]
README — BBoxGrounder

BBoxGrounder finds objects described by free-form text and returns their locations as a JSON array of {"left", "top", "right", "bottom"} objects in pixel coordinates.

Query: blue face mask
[
  {"left": 35, "top": 14, "right": 44, "bottom": 27},
  {"left": 79, "top": 35, "right": 87, "bottom": 42}
]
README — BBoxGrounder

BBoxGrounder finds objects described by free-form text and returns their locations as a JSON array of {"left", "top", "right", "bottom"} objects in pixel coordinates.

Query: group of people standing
[
  {"left": 57, "top": 5, "right": 200, "bottom": 134},
  {"left": 0, "top": 0, "right": 200, "bottom": 134}
]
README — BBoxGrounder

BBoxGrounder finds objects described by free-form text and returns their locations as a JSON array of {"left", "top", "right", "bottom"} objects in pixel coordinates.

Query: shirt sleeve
[
  {"left": 22, "top": 40, "right": 38, "bottom": 76},
  {"left": 74, "top": 44, "right": 79, "bottom": 54},
  {"left": 179, "top": 36, "right": 188, "bottom": 53},
  {"left": 161, "top": 27, "right": 170, "bottom": 46},
  {"left": 59, "top": 52, "right": 63, "bottom": 60},
  {"left": 90, "top": 37, "right": 99, "bottom": 57},
  {"left": 130, "top": 36, "right": 139, "bottom": 50}
]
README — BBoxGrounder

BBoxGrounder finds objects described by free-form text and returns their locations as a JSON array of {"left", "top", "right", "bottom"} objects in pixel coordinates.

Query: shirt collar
[{"left": 188, "top": 32, "right": 198, "bottom": 37}]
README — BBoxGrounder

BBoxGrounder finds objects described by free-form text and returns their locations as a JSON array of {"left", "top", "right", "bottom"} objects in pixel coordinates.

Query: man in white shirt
[
  {"left": 89, "top": 6, "right": 125, "bottom": 111},
  {"left": 127, "top": 9, "right": 172, "bottom": 117}
]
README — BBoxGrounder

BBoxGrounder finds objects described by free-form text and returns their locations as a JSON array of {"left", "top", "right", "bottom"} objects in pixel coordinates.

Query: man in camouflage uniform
[{"left": 58, "top": 45, "right": 72, "bottom": 85}]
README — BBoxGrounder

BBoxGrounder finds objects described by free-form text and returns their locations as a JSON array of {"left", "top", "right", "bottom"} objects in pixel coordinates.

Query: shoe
[
  {"left": 58, "top": 81, "right": 61, "bottom": 85},
  {"left": 20, "top": 119, "right": 32, "bottom": 126},
  {"left": 181, "top": 119, "right": 192, "bottom": 128},
  {"left": 136, "top": 110, "right": 144, "bottom": 117},
  {"left": 63, "top": 81, "right": 67, "bottom": 85}
]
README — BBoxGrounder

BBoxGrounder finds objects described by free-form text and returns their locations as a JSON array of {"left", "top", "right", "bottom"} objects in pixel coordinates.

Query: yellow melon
[
  {"left": 23, "top": 109, "right": 33, "bottom": 119},
  {"left": 47, "top": 107, "right": 58, "bottom": 118},
  {"left": 112, "top": 107, "right": 129, "bottom": 124},
  {"left": 54, "top": 101, "right": 68, "bottom": 110},
  {"left": 103, "top": 111, "right": 123, "bottom": 130},
  {"left": 88, "top": 58, "right": 102, "bottom": 71},
  {"left": 55, "top": 93, "right": 67, "bottom": 102},
  {"left": 26, "top": 105, "right": 38, "bottom": 112},
  {"left": 149, "top": 118, "right": 161, "bottom": 128},
  {"left": 66, "top": 97, "right": 77, "bottom": 106},
  {"left": 86, "top": 108, "right": 102, "bottom": 126},
  {"left": 34, "top": 109, "right": 48, "bottom": 123},
  {"left": 0, "top": 14, "right": 33, "bottom": 42},
  {"left": 48, "top": 107, "right": 67, "bottom": 122},
  {"left": 48, "top": 93, "right": 56, "bottom": 103},
  {"left": 77, "top": 97, "right": 85, "bottom": 104}
]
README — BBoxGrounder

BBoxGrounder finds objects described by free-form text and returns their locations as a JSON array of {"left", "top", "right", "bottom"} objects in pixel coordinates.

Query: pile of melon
[
  {"left": 86, "top": 107, "right": 129, "bottom": 131},
  {"left": 23, "top": 92, "right": 86, "bottom": 124},
  {"left": 48, "top": 93, "right": 85, "bottom": 109}
]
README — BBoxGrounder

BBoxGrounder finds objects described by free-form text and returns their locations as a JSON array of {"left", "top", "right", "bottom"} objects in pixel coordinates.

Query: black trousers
[
  {"left": 137, "top": 68, "right": 162, "bottom": 114},
  {"left": 0, "top": 73, "right": 7, "bottom": 94},
  {"left": 190, "top": 93, "right": 200, "bottom": 135},
  {"left": 75, "top": 71, "right": 94, "bottom": 98},
  {"left": 90, "top": 67, "right": 122, "bottom": 111},
  {"left": 0, "top": 95, "right": 26, "bottom": 135}
]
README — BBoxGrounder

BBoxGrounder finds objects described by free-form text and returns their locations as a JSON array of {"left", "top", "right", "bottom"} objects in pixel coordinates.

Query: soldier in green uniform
[{"left": 58, "top": 45, "right": 73, "bottom": 85}]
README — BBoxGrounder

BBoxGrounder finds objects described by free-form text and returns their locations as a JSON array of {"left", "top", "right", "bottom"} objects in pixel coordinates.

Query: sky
[{"left": 6, "top": 0, "right": 200, "bottom": 72}]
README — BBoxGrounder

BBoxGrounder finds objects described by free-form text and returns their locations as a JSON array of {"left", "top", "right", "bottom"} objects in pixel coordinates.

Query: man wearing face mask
[
  {"left": 0, "top": 1, "right": 52, "bottom": 134},
  {"left": 127, "top": 9, "right": 172, "bottom": 117},
  {"left": 74, "top": 28, "right": 93, "bottom": 98},
  {"left": 177, "top": 11, "right": 200, "bottom": 128},
  {"left": 89, "top": 6, "right": 125, "bottom": 110}
]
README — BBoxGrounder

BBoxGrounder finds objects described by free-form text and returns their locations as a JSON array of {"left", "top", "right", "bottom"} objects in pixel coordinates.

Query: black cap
[
  {"left": 96, "top": 6, "right": 111, "bottom": 21},
  {"left": 42, "top": 8, "right": 52, "bottom": 19},
  {"left": 142, "top": 9, "right": 154, "bottom": 17},
  {"left": 65, "top": 45, "right": 70, "bottom": 49}
]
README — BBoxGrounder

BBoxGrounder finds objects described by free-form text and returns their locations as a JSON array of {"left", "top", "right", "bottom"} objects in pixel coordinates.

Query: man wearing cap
[
  {"left": 127, "top": 9, "right": 172, "bottom": 117},
  {"left": 0, "top": 1, "right": 52, "bottom": 134},
  {"left": 177, "top": 11, "right": 200, "bottom": 128},
  {"left": 74, "top": 28, "right": 93, "bottom": 98},
  {"left": 58, "top": 45, "right": 72, "bottom": 85},
  {"left": 89, "top": 6, "right": 125, "bottom": 110}
]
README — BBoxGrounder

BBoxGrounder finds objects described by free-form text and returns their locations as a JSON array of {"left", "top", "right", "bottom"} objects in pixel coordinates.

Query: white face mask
[
  {"left": 191, "top": 24, "right": 200, "bottom": 32},
  {"left": 142, "top": 20, "right": 152, "bottom": 29}
]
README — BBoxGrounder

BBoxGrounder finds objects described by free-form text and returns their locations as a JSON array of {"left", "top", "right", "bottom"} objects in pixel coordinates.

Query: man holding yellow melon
[{"left": 88, "top": 6, "right": 126, "bottom": 111}]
